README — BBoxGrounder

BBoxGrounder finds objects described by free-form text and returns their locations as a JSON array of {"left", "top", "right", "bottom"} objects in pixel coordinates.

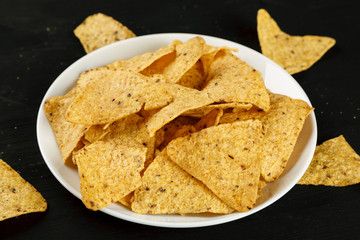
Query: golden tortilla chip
[
  {"left": 201, "top": 45, "right": 238, "bottom": 80},
  {"left": 140, "top": 52, "right": 177, "bottom": 77},
  {"left": 160, "top": 37, "right": 205, "bottom": 83},
  {"left": 182, "top": 102, "right": 252, "bottom": 118},
  {"left": 166, "top": 120, "right": 265, "bottom": 212},
  {"left": 84, "top": 125, "right": 110, "bottom": 143},
  {"left": 107, "top": 40, "right": 179, "bottom": 72},
  {"left": 131, "top": 150, "right": 234, "bottom": 214},
  {"left": 145, "top": 84, "right": 213, "bottom": 137},
  {"left": 172, "top": 125, "right": 197, "bottom": 139},
  {"left": 118, "top": 192, "right": 133, "bottom": 208},
  {"left": 194, "top": 108, "right": 223, "bottom": 131},
  {"left": 177, "top": 60, "right": 205, "bottom": 90},
  {"left": 298, "top": 135, "right": 360, "bottom": 186},
  {"left": 75, "top": 142, "right": 146, "bottom": 210},
  {"left": 220, "top": 92, "right": 313, "bottom": 182},
  {"left": 203, "top": 50, "right": 270, "bottom": 111},
  {"left": 44, "top": 95, "right": 89, "bottom": 165},
  {"left": 158, "top": 116, "right": 198, "bottom": 150},
  {"left": 257, "top": 9, "right": 336, "bottom": 75},
  {"left": 0, "top": 159, "right": 47, "bottom": 221},
  {"left": 66, "top": 68, "right": 173, "bottom": 125},
  {"left": 74, "top": 13, "right": 135, "bottom": 53},
  {"left": 103, "top": 114, "right": 156, "bottom": 167}
]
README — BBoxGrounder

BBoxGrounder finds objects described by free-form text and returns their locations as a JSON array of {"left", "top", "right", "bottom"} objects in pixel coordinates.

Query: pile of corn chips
[
  {"left": 44, "top": 31, "right": 316, "bottom": 214},
  {"left": 42, "top": 11, "right": 359, "bottom": 216}
]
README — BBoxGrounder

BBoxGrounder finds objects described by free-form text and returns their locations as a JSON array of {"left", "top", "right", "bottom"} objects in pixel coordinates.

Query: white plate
[{"left": 36, "top": 33, "right": 317, "bottom": 228}]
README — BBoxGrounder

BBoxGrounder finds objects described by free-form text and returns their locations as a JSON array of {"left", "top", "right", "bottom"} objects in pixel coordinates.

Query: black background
[{"left": 1, "top": 0, "right": 360, "bottom": 239}]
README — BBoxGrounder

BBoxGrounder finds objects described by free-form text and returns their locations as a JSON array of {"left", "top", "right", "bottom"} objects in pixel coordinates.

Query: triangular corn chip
[
  {"left": 107, "top": 40, "right": 179, "bottom": 72},
  {"left": 298, "top": 135, "right": 360, "bottom": 186},
  {"left": 177, "top": 60, "right": 205, "bottom": 90},
  {"left": 220, "top": 92, "right": 313, "bottom": 182},
  {"left": 66, "top": 68, "right": 173, "bottom": 125},
  {"left": 0, "top": 159, "right": 47, "bottom": 221},
  {"left": 158, "top": 116, "right": 198, "bottom": 150},
  {"left": 166, "top": 120, "right": 265, "bottom": 212},
  {"left": 201, "top": 45, "right": 238, "bottom": 80},
  {"left": 44, "top": 95, "right": 89, "bottom": 164},
  {"left": 75, "top": 142, "right": 146, "bottom": 210},
  {"left": 131, "top": 150, "right": 233, "bottom": 214},
  {"left": 145, "top": 84, "right": 213, "bottom": 137},
  {"left": 203, "top": 50, "right": 270, "bottom": 111},
  {"left": 257, "top": 9, "right": 336, "bottom": 74},
  {"left": 161, "top": 37, "right": 205, "bottom": 83},
  {"left": 84, "top": 124, "right": 110, "bottom": 143},
  {"left": 74, "top": 13, "right": 135, "bottom": 53},
  {"left": 193, "top": 108, "right": 223, "bottom": 131},
  {"left": 102, "top": 114, "right": 156, "bottom": 168}
]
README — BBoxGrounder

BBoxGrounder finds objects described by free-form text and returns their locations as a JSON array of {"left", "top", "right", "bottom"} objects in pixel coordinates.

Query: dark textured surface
[{"left": 0, "top": 0, "right": 359, "bottom": 239}]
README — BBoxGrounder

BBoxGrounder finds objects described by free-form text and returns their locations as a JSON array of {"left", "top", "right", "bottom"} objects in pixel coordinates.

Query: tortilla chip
[
  {"left": 177, "top": 60, "right": 205, "bottom": 89},
  {"left": 220, "top": 92, "right": 313, "bottom": 182},
  {"left": 166, "top": 120, "right": 265, "bottom": 212},
  {"left": 194, "top": 108, "right": 223, "bottom": 131},
  {"left": 201, "top": 45, "right": 238, "bottom": 81},
  {"left": 145, "top": 84, "right": 213, "bottom": 137},
  {"left": 107, "top": 40, "right": 179, "bottom": 72},
  {"left": 298, "top": 135, "right": 360, "bottom": 186},
  {"left": 66, "top": 68, "right": 173, "bottom": 125},
  {"left": 182, "top": 102, "right": 252, "bottom": 118},
  {"left": 160, "top": 37, "right": 205, "bottom": 83},
  {"left": 140, "top": 51, "right": 177, "bottom": 77},
  {"left": 203, "top": 50, "right": 270, "bottom": 111},
  {"left": 257, "top": 9, "right": 336, "bottom": 75},
  {"left": 172, "top": 125, "right": 197, "bottom": 139},
  {"left": 131, "top": 150, "right": 234, "bottom": 214},
  {"left": 74, "top": 13, "right": 135, "bottom": 53},
  {"left": 118, "top": 192, "right": 133, "bottom": 208},
  {"left": 75, "top": 141, "right": 146, "bottom": 210},
  {"left": 44, "top": 95, "right": 89, "bottom": 164},
  {"left": 0, "top": 159, "right": 47, "bottom": 221},
  {"left": 102, "top": 114, "right": 155, "bottom": 165},
  {"left": 158, "top": 116, "right": 198, "bottom": 150},
  {"left": 84, "top": 125, "right": 110, "bottom": 143}
]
